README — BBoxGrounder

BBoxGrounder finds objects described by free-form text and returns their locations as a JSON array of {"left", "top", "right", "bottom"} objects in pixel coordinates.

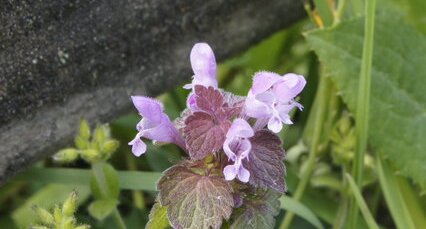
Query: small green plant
[
  {"left": 53, "top": 119, "right": 125, "bottom": 229},
  {"left": 31, "top": 192, "right": 89, "bottom": 229}
]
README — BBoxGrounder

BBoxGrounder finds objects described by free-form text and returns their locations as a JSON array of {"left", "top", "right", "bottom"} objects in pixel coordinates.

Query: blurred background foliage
[{"left": 1, "top": 0, "right": 425, "bottom": 228}]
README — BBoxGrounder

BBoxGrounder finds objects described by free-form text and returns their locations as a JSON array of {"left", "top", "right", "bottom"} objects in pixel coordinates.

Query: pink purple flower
[
  {"left": 128, "top": 96, "right": 185, "bottom": 156},
  {"left": 223, "top": 118, "right": 254, "bottom": 182},
  {"left": 184, "top": 43, "right": 218, "bottom": 111},
  {"left": 245, "top": 71, "right": 306, "bottom": 133}
]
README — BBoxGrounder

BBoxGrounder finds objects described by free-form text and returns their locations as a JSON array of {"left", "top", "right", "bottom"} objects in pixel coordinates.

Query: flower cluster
[{"left": 129, "top": 43, "right": 306, "bottom": 229}]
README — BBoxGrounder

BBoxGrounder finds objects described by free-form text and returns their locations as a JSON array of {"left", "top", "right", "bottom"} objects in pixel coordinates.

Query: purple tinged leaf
[
  {"left": 243, "top": 130, "right": 286, "bottom": 193},
  {"left": 184, "top": 86, "right": 242, "bottom": 160},
  {"left": 158, "top": 165, "right": 234, "bottom": 229},
  {"left": 194, "top": 85, "right": 224, "bottom": 115},
  {"left": 230, "top": 190, "right": 281, "bottom": 229},
  {"left": 184, "top": 112, "right": 231, "bottom": 160}
]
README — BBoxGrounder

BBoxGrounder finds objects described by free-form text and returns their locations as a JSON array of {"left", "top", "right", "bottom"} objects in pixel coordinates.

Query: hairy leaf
[
  {"left": 146, "top": 199, "right": 170, "bottom": 229},
  {"left": 306, "top": 13, "right": 426, "bottom": 189},
  {"left": 194, "top": 85, "right": 224, "bottom": 115},
  {"left": 244, "top": 130, "right": 286, "bottom": 193},
  {"left": 185, "top": 112, "right": 231, "bottom": 160},
  {"left": 230, "top": 190, "right": 281, "bottom": 229},
  {"left": 88, "top": 199, "right": 118, "bottom": 221},
  {"left": 157, "top": 165, "right": 234, "bottom": 229}
]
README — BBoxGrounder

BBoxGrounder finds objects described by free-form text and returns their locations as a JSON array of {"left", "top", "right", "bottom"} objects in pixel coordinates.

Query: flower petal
[
  {"left": 186, "top": 92, "right": 198, "bottom": 111},
  {"left": 190, "top": 43, "right": 217, "bottom": 88},
  {"left": 244, "top": 92, "right": 272, "bottom": 118},
  {"left": 226, "top": 118, "right": 254, "bottom": 139},
  {"left": 223, "top": 164, "right": 238, "bottom": 181},
  {"left": 237, "top": 165, "right": 250, "bottom": 183},
  {"left": 223, "top": 138, "right": 237, "bottom": 161},
  {"left": 251, "top": 71, "right": 282, "bottom": 95},
  {"left": 128, "top": 136, "right": 147, "bottom": 157},
  {"left": 267, "top": 114, "right": 283, "bottom": 133},
  {"left": 273, "top": 73, "right": 306, "bottom": 102},
  {"left": 131, "top": 96, "right": 163, "bottom": 123}
]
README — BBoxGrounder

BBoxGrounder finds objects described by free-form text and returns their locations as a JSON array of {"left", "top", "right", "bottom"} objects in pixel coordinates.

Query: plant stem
[
  {"left": 332, "top": 165, "right": 349, "bottom": 229},
  {"left": 279, "top": 75, "right": 331, "bottom": 229},
  {"left": 333, "top": 0, "right": 347, "bottom": 26},
  {"left": 348, "top": 0, "right": 376, "bottom": 227},
  {"left": 112, "top": 208, "right": 127, "bottom": 229},
  {"left": 125, "top": 153, "right": 146, "bottom": 210}
]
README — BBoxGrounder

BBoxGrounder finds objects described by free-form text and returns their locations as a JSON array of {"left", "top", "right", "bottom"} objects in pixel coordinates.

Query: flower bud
[
  {"left": 32, "top": 205, "right": 54, "bottom": 225},
  {"left": 53, "top": 205, "right": 62, "bottom": 223},
  {"left": 94, "top": 125, "right": 106, "bottom": 143},
  {"left": 74, "top": 136, "right": 88, "bottom": 150},
  {"left": 62, "top": 192, "right": 77, "bottom": 217},
  {"left": 79, "top": 119, "right": 91, "bottom": 140},
  {"left": 62, "top": 217, "right": 76, "bottom": 229},
  {"left": 101, "top": 140, "right": 119, "bottom": 155},
  {"left": 53, "top": 148, "right": 79, "bottom": 163},
  {"left": 80, "top": 149, "right": 100, "bottom": 163}
]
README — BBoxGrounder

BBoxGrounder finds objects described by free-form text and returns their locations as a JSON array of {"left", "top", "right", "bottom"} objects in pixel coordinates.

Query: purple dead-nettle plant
[{"left": 129, "top": 43, "right": 306, "bottom": 229}]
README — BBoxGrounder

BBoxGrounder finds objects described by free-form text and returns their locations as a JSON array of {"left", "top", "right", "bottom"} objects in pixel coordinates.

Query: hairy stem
[
  {"left": 279, "top": 75, "right": 331, "bottom": 229},
  {"left": 348, "top": 0, "right": 376, "bottom": 227}
]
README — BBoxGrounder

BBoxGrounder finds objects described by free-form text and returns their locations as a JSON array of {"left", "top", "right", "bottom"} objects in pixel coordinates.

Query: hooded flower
[
  {"left": 245, "top": 71, "right": 306, "bottom": 133},
  {"left": 223, "top": 118, "right": 254, "bottom": 182},
  {"left": 128, "top": 96, "right": 185, "bottom": 156},
  {"left": 184, "top": 43, "right": 218, "bottom": 110}
]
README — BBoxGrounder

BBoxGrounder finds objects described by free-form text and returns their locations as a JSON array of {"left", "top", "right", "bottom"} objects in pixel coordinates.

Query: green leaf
[
  {"left": 306, "top": 13, "right": 426, "bottom": 189},
  {"left": 345, "top": 174, "right": 380, "bottom": 229},
  {"left": 90, "top": 162, "right": 119, "bottom": 200},
  {"left": 11, "top": 184, "right": 89, "bottom": 228},
  {"left": 146, "top": 199, "right": 170, "bottom": 229},
  {"left": 376, "top": 156, "right": 426, "bottom": 229},
  {"left": 230, "top": 190, "right": 281, "bottom": 229},
  {"left": 157, "top": 164, "right": 234, "bottom": 229},
  {"left": 88, "top": 199, "right": 118, "bottom": 221},
  {"left": 390, "top": 0, "right": 426, "bottom": 35},
  {"left": 16, "top": 168, "right": 162, "bottom": 191},
  {"left": 280, "top": 196, "right": 324, "bottom": 229}
]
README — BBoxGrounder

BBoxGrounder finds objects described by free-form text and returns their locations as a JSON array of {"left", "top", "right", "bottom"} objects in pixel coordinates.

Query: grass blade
[
  {"left": 280, "top": 196, "right": 324, "bottom": 229},
  {"left": 376, "top": 156, "right": 426, "bottom": 229},
  {"left": 345, "top": 173, "right": 379, "bottom": 229},
  {"left": 15, "top": 168, "right": 162, "bottom": 191}
]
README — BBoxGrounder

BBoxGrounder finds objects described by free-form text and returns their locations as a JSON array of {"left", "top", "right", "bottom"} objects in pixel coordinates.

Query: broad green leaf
[
  {"left": 306, "top": 13, "right": 426, "bottom": 189},
  {"left": 157, "top": 164, "right": 233, "bottom": 229},
  {"left": 88, "top": 199, "right": 118, "bottom": 221},
  {"left": 390, "top": 0, "right": 426, "bottom": 34},
  {"left": 90, "top": 162, "right": 119, "bottom": 200},
  {"left": 279, "top": 196, "right": 324, "bottom": 229},
  {"left": 376, "top": 156, "right": 426, "bottom": 229},
  {"left": 146, "top": 199, "right": 170, "bottom": 229},
  {"left": 11, "top": 184, "right": 89, "bottom": 228},
  {"left": 230, "top": 190, "right": 281, "bottom": 229}
]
